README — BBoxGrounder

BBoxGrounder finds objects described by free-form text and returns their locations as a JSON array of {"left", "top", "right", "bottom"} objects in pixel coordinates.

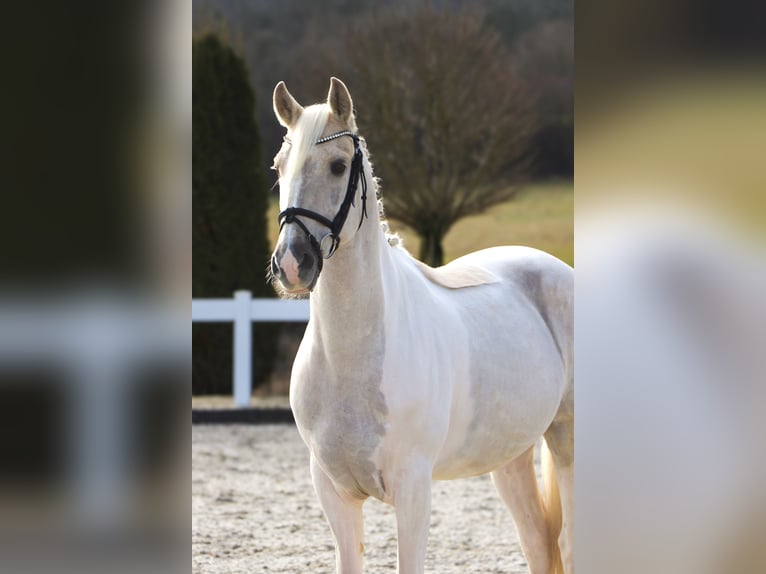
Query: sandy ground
[
  {"left": 193, "top": 423, "right": 536, "bottom": 573},
  {"left": 192, "top": 395, "right": 292, "bottom": 410}
]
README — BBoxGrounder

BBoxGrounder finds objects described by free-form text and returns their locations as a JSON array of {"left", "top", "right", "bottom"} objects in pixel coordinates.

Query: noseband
[{"left": 278, "top": 131, "right": 368, "bottom": 286}]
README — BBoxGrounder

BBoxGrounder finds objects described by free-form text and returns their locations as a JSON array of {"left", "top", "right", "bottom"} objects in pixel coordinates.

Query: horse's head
[{"left": 269, "top": 78, "right": 368, "bottom": 296}]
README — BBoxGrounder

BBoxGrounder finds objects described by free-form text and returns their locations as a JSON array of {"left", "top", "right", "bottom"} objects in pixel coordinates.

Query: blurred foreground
[
  {"left": 576, "top": 67, "right": 766, "bottom": 573},
  {"left": 0, "top": 0, "right": 189, "bottom": 572},
  {"left": 576, "top": 0, "right": 766, "bottom": 566}
]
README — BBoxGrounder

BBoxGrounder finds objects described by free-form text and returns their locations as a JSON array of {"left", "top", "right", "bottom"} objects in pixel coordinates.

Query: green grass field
[{"left": 268, "top": 180, "right": 573, "bottom": 267}]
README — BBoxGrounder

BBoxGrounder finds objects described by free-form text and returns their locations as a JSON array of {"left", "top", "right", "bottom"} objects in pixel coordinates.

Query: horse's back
[
  {"left": 443, "top": 245, "right": 573, "bottom": 359},
  {"left": 455, "top": 246, "right": 571, "bottom": 348},
  {"left": 486, "top": 246, "right": 569, "bottom": 343},
  {"left": 408, "top": 245, "right": 573, "bottom": 383},
  {"left": 450, "top": 245, "right": 572, "bottom": 288}
]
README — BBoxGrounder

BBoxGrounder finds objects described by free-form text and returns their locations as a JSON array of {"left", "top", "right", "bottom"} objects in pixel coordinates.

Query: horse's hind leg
[
  {"left": 544, "top": 417, "right": 574, "bottom": 574},
  {"left": 491, "top": 446, "right": 555, "bottom": 574},
  {"left": 310, "top": 456, "right": 365, "bottom": 574}
]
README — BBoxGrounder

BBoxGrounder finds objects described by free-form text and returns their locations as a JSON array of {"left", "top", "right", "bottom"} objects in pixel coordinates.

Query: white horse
[{"left": 269, "top": 78, "right": 574, "bottom": 574}]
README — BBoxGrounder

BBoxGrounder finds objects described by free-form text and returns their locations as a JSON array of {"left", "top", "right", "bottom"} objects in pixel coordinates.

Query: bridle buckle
[{"left": 319, "top": 233, "right": 338, "bottom": 259}]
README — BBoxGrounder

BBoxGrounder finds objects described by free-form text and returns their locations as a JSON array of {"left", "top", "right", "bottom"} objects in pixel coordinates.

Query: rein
[{"left": 278, "top": 131, "right": 368, "bottom": 285}]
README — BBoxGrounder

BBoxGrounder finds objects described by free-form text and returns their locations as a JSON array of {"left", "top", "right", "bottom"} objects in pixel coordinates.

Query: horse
[{"left": 268, "top": 77, "right": 574, "bottom": 574}]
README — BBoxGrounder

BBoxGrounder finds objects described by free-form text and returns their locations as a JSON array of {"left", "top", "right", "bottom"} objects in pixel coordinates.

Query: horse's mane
[{"left": 283, "top": 104, "right": 330, "bottom": 183}]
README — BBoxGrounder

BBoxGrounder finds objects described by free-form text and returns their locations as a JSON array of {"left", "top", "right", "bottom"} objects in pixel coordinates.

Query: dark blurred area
[
  {"left": 577, "top": 0, "right": 766, "bottom": 572},
  {"left": 577, "top": 0, "right": 766, "bottom": 110},
  {"left": 0, "top": 0, "right": 188, "bottom": 572},
  {"left": 2, "top": 2, "right": 142, "bottom": 285}
]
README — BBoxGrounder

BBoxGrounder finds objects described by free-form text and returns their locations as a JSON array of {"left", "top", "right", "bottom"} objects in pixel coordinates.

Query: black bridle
[{"left": 278, "top": 130, "right": 368, "bottom": 284}]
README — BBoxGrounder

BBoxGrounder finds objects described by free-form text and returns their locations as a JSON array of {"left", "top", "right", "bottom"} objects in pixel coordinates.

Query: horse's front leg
[
  {"left": 310, "top": 455, "right": 365, "bottom": 574},
  {"left": 393, "top": 454, "right": 433, "bottom": 574}
]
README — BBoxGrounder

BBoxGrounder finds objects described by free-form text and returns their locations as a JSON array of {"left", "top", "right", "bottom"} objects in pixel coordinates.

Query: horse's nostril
[
  {"left": 299, "top": 251, "right": 315, "bottom": 272},
  {"left": 271, "top": 255, "right": 280, "bottom": 277}
]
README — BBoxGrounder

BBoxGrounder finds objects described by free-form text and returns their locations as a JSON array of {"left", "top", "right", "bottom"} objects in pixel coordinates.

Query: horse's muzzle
[{"left": 271, "top": 239, "right": 318, "bottom": 293}]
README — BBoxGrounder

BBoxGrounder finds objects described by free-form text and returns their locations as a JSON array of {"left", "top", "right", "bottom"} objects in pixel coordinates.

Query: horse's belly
[
  {"left": 432, "top": 426, "right": 541, "bottom": 480},
  {"left": 432, "top": 319, "right": 566, "bottom": 479},
  {"left": 436, "top": 387, "right": 562, "bottom": 478}
]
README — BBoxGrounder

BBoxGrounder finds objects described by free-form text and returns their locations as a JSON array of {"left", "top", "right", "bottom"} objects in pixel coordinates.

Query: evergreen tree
[{"left": 193, "top": 32, "right": 278, "bottom": 395}]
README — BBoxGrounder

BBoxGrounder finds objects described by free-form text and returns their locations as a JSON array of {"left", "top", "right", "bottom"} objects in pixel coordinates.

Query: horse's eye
[{"left": 330, "top": 160, "right": 346, "bottom": 176}]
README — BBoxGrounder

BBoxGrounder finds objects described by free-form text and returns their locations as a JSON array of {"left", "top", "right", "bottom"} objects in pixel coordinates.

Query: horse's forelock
[{"left": 283, "top": 104, "right": 330, "bottom": 183}]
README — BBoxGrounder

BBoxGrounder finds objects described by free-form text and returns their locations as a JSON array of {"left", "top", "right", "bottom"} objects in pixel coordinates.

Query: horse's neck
[{"left": 309, "top": 206, "right": 392, "bottom": 360}]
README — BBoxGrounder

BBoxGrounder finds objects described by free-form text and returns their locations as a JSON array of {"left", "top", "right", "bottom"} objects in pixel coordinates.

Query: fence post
[{"left": 233, "top": 290, "right": 252, "bottom": 407}]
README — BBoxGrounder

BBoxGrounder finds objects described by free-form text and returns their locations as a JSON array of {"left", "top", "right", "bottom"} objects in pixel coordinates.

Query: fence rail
[{"left": 192, "top": 291, "right": 310, "bottom": 406}]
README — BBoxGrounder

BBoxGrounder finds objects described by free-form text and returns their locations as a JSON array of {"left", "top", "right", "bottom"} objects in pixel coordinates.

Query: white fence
[{"left": 192, "top": 290, "right": 310, "bottom": 406}]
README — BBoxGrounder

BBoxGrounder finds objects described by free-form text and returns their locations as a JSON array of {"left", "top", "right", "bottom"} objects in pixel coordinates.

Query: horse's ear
[
  {"left": 273, "top": 81, "right": 303, "bottom": 129},
  {"left": 327, "top": 77, "right": 354, "bottom": 126}
]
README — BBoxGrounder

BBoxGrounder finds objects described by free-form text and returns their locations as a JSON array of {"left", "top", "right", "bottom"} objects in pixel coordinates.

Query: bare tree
[{"left": 312, "top": 5, "right": 537, "bottom": 266}]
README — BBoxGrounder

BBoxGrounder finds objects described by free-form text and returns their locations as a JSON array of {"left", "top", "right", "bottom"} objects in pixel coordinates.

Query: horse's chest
[{"left": 290, "top": 352, "right": 388, "bottom": 499}]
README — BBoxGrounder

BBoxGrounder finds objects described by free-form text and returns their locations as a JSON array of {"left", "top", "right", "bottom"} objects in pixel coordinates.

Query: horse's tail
[{"left": 541, "top": 440, "right": 564, "bottom": 574}]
